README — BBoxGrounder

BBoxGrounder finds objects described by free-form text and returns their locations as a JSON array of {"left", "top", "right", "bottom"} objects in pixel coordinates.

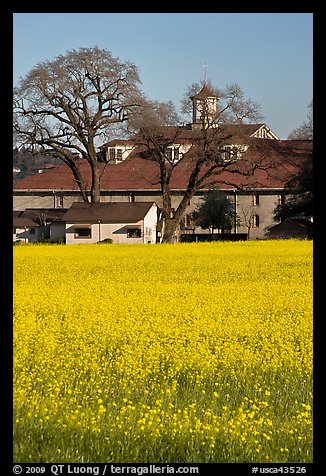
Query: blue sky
[{"left": 13, "top": 12, "right": 313, "bottom": 139}]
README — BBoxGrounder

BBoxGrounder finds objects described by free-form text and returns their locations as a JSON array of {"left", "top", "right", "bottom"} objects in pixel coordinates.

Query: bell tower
[{"left": 190, "top": 82, "right": 220, "bottom": 129}]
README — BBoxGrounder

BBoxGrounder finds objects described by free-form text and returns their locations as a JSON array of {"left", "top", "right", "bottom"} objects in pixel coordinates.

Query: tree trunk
[
  {"left": 161, "top": 217, "right": 178, "bottom": 243},
  {"left": 90, "top": 162, "right": 101, "bottom": 203},
  {"left": 161, "top": 191, "right": 195, "bottom": 243},
  {"left": 69, "top": 161, "right": 89, "bottom": 202},
  {"left": 160, "top": 175, "right": 175, "bottom": 243}
]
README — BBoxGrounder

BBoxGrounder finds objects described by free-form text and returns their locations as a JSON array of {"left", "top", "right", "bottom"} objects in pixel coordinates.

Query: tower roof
[{"left": 191, "top": 83, "right": 219, "bottom": 100}]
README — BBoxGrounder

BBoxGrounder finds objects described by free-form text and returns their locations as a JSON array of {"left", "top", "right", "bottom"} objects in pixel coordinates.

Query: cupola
[{"left": 190, "top": 83, "right": 220, "bottom": 129}]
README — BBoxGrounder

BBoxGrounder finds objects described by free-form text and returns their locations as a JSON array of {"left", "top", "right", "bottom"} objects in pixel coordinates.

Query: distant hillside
[{"left": 13, "top": 148, "right": 62, "bottom": 179}]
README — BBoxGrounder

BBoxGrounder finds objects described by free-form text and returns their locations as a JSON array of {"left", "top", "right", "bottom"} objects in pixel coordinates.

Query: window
[
  {"left": 173, "top": 147, "right": 180, "bottom": 162},
  {"left": 279, "top": 194, "right": 286, "bottom": 205},
  {"left": 116, "top": 149, "right": 123, "bottom": 161},
  {"left": 56, "top": 193, "right": 64, "bottom": 208},
  {"left": 74, "top": 226, "right": 92, "bottom": 238},
  {"left": 109, "top": 148, "right": 115, "bottom": 162},
  {"left": 166, "top": 145, "right": 182, "bottom": 163},
  {"left": 253, "top": 193, "right": 260, "bottom": 206},
  {"left": 29, "top": 228, "right": 36, "bottom": 235},
  {"left": 127, "top": 228, "right": 141, "bottom": 238},
  {"left": 222, "top": 146, "right": 238, "bottom": 163},
  {"left": 252, "top": 214, "right": 260, "bottom": 227},
  {"left": 166, "top": 148, "right": 173, "bottom": 162}
]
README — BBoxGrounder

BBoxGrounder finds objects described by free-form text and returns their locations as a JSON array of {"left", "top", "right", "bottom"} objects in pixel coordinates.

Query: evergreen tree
[{"left": 192, "top": 190, "right": 235, "bottom": 234}]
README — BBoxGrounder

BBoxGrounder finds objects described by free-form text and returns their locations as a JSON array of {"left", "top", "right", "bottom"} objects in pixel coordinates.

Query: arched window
[
  {"left": 279, "top": 194, "right": 286, "bottom": 205},
  {"left": 56, "top": 193, "right": 64, "bottom": 208},
  {"left": 253, "top": 193, "right": 260, "bottom": 206},
  {"left": 253, "top": 214, "right": 260, "bottom": 227}
]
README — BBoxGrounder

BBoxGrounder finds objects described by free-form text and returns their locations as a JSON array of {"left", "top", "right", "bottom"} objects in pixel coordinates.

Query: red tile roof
[
  {"left": 131, "top": 124, "right": 268, "bottom": 143},
  {"left": 13, "top": 139, "right": 312, "bottom": 193}
]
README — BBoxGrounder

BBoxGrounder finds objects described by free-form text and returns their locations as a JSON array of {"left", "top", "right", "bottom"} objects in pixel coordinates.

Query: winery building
[{"left": 13, "top": 84, "right": 312, "bottom": 242}]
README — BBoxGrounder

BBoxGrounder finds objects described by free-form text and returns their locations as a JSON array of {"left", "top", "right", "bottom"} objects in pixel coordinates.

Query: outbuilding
[
  {"left": 13, "top": 211, "right": 38, "bottom": 243},
  {"left": 63, "top": 201, "right": 158, "bottom": 244},
  {"left": 265, "top": 218, "right": 313, "bottom": 239}
]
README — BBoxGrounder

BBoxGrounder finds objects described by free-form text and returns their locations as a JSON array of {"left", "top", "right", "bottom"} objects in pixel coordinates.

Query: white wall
[
  {"left": 65, "top": 222, "right": 139, "bottom": 244},
  {"left": 50, "top": 222, "right": 66, "bottom": 242},
  {"left": 65, "top": 204, "right": 158, "bottom": 244},
  {"left": 13, "top": 227, "right": 38, "bottom": 243},
  {"left": 143, "top": 204, "right": 158, "bottom": 244}
]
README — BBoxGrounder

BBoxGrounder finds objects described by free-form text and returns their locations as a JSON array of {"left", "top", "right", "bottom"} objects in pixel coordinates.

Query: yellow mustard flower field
[{"left": 13, "top": 240, "right": 312, "bottom": 463}]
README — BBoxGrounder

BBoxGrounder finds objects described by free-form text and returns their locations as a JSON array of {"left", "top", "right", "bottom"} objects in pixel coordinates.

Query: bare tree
[
  {"left": 180, "top": 79, "right": 263, "bottom": 126},
  {"left": 13, "top": 46, "right": 144, "bottom": 202},
  {"left": 274, "top": 153, "right": 313, "bottom": 220},
  {"left": 288, "top": 100, "right": 313, "bottom": 140},
  {"left": 237, "top": 204, "right": 256, "bottom": 240},
  {"left": 131, "top": 82, "right": 265, "bottom": 243}
]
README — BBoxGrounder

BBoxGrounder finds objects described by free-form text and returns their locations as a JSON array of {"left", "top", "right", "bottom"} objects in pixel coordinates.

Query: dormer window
[
  {"left": 166, "top": 145, "right": 182, "bottom": 163},
  {"left": 116, "top": 149, "right": 122, "bottom": 161},
  {"left": 222, "top": 145, "right": 239, "bottom": 163},
  {"left": 109, "top": 148, "right": 115, "bottom": 162},
  {"left": 108, "top": 147, "right": 123, "bottom": 163},
  {"left": 221, "top": 144, "right": 248, "bottom": 163},
  {"left": 173, "top": 147, "right": 180, "bottom": 161},
  {"left": 100, "top": 140, "right": 134, "bottom": 164}
]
